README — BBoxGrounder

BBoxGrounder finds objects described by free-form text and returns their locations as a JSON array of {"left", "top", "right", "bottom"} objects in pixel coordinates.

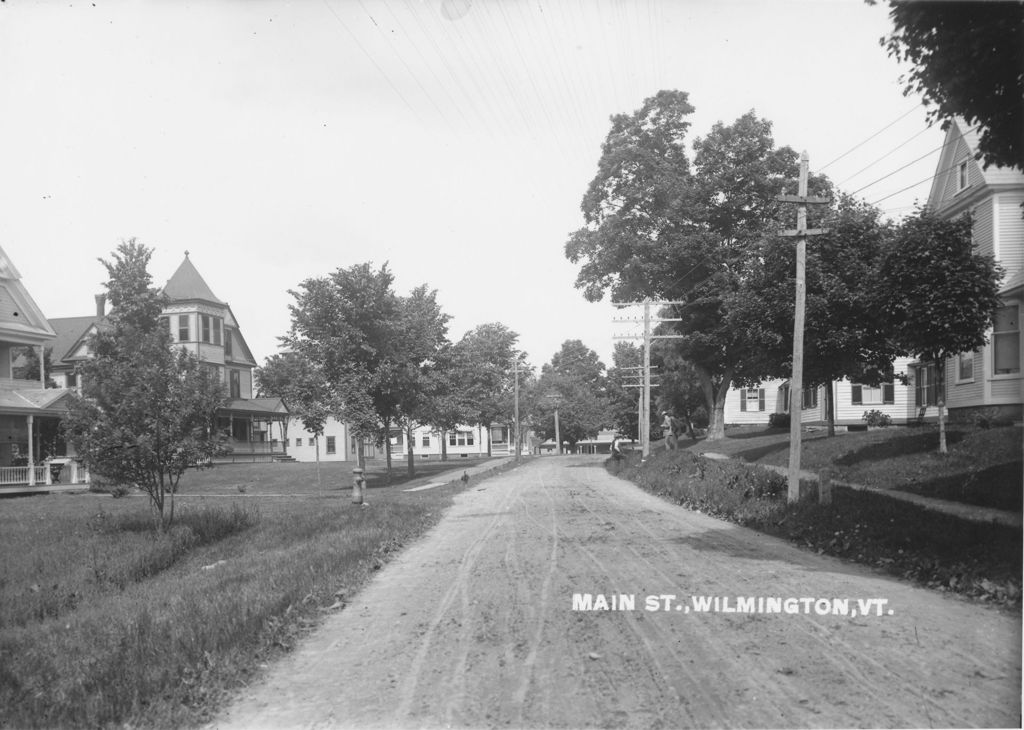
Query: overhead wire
[
  {"left": 319, "top": 0, "right": 426, "bottom": 125},
  {"left": 851, "top": 124, "right": 977, "bottom": 199},
  {"left": 834, "top": 122, "right": 936, "bottom": 186},
  {"left": 816, "top": 104, "right": 924, "bottom": 173}
]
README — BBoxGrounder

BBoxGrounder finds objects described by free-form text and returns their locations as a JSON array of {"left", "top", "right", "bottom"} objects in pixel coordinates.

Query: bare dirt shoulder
[{"left": 212, "top": 456, "right": 1021, "bottom": 729}]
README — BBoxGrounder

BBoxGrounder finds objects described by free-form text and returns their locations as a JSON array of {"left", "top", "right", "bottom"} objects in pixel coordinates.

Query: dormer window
[{"left": 957, "top": 160, "right": 968, "bottom": 191}]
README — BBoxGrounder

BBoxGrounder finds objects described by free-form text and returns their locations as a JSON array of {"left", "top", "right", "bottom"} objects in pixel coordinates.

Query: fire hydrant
[{"left": 352, "top": 467, "right": 366, "bottom": 505}]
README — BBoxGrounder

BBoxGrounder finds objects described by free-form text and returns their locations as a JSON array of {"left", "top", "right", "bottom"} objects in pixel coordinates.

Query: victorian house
[
  {"left": 50, "top": 253, "right": 289, "bottom": 462},
  {"left": 0, "top": 245, "right": 84, "bottom": 490}
]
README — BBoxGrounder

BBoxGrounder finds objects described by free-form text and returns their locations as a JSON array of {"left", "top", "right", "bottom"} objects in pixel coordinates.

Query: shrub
[
  {"left": 862, "top": 409, "right": 892, "bottom": 427},
  {"left": 768, "top": 412, "right": 790, "bottom": 428},
  {"left": 971, "top": 407, "right": 1015, "bottom": 429}
]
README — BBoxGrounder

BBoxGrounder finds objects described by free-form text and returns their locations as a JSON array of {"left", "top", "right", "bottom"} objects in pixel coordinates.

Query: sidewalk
[
  {"left": 701, "top": 451, "right": 1023, "bottom": 528},
  {"left": 400, "top": 456, "right": 517, "bottom": 492}
]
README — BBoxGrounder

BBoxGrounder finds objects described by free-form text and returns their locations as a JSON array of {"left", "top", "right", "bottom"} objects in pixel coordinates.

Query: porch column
[
  {"left": 26, "top": 414, "right": 34, "bottom": 486},
  {"left": 39, "top": 345, "right": 45, "bottom": 389}
]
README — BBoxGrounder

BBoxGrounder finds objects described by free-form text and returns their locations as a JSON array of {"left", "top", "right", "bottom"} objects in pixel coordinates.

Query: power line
[
  {"left": 817, "top": 104, "right": 923, "bottom": 173},
  {"left": 834, "top": 122, "right": 936, "bottom": 186}
]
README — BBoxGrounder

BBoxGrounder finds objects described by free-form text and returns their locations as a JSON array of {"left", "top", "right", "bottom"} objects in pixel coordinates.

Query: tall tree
[
  {"left": 732, "top": 196, "right": 899, "bottom": 435},
  {"left": 567, "top": 94, "right": 815, "bottom": 438},
  {"left": 879, "top": 210, "right": 1004, "bottom": 453},
  {"left": 534, "top": 342, "right": 611, "bottom": 450},
  {"left": 876, "top": 0, "right": 1024, "bottom": 170},
  {"left": 454, "top": 323, "right": 520, "bottom": 456},
  {"left": 606, "top": 342, "right": 644, "bottom": 440},
  {"left": 63, "top": 240, "right": 226, "bottom": 530}
]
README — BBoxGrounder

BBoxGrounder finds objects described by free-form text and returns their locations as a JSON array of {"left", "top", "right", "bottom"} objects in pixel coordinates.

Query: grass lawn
[
  {"left": 0, "top": 457, "right": 509, "bottom": 729},
  {"left": 677, "top": 423, "right": 1023, "bottom": 511},
  {"left": 614, "top": 425, "right": 1021, "bottom": 609}
]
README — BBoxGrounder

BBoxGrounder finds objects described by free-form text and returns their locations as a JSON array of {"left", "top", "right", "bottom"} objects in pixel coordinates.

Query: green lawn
[
  {"left": 676, "top": 423, "right": 1023, "bottom": 511},
  {"left": 0, "top": 457, "right": 507, "bottom": 729}
]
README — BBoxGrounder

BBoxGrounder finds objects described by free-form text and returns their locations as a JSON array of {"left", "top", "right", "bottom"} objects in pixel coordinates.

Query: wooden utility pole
[
  {"left": 513, "top": 356, "right": 520, "bottom": 462},
  {"left": 777, "top": 151, "right": 829, "bottom": 503},
  {"left": 613, "top": 299, "right": 684, "bottom": 460}
]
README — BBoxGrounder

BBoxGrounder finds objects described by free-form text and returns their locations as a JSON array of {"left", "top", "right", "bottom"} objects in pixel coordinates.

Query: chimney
[{"left": 95, "top": 294, "right": 106, "bottom": 317}]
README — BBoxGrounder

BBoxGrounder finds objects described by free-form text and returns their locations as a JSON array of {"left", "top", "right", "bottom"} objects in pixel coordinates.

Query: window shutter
[
  {"left": 740, "top": 390, "right": 747, "bottom": 412},
  {"left": 883, "top": 383, "right": 894, "bottom": 404},
  {"left": 758, "top": 389, "right": 765, "bottom": 411},
  {"left": 851, "top": 385, "right": 862, "bottom": 405}
]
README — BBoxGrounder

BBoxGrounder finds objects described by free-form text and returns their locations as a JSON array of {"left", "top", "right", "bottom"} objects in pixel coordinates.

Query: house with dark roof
[
  {"left": 51, "top": 252, "right": 289, "bottom": 462},
  {"left": 0, "top": 245, "right": 85, "bottom": 489}
]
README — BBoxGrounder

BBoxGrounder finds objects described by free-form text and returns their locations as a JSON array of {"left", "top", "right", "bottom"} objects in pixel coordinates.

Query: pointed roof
[
  {"left": 48, "top": 315, "right": 103, "bottom": 364},
  {"left": 0, "top": 244, "right": 57, "bottom": 345},
  {"left": 161, "top": 253, "right": 225, "bottom": 305},
  {"left": 927, "top": 118, "right": 1024, "bottom": 213}
]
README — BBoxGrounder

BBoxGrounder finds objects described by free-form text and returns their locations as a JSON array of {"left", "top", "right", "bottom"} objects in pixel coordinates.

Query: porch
[{"left": 0, "top": 458, "right": 91, "bottom": 494}]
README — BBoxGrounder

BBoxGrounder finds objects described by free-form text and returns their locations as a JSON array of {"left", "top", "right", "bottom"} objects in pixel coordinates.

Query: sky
[{"left": 0, "top": 0, "right": 946, "bottom": 370}]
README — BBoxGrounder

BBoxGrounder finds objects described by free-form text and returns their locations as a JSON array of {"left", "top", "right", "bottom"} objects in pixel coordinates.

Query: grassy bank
[
  {"left": 0, "top": 458, "right": 507, "bottom": 728},
  {"left": 679, "top": 423, "right": 1023, "bottom": 511},
  {"left": 611, "top": 444, "right": 1021, "bottom": 609}
]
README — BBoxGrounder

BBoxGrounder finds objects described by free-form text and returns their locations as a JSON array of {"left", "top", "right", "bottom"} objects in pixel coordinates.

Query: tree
[
  {"left": 454, "top": 323, "right": 520, "bottom": 456},
  {"left": 651, "top": 340, "right": 708, "bottom": 438},
  {"left": 567, "top": 94, "right": 814, "bottom": 439},
  {"left": 63, "top": 240, "right": 226, "bottom": 530},
  {"left": 731, "top": 196, "right": 899, "bottom": 435},
  {"left": 534, "top": 342, "right": 611, "bottom": 450},
  {"left": 879, "top": 210, "right": 1004, "bottom": 453},
  {"left": 255, "top": 351, "right": 337, "bottom": 489},
  {"left": 606, "top": 342, "right": 644, "bottom": 440},
  {"left": 876, "top": 0, "right": 1024, "bottom": 170}
]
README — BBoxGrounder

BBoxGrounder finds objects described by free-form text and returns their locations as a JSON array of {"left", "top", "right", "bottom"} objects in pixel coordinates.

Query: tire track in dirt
[{"left": 212, "top": 456, "right": 1021, "bottom": 729}]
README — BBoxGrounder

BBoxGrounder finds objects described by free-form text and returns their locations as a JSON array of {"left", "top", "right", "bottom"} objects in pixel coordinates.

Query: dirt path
[{"left": 213, "top": 456, "right": 1021, "bottom": 729}]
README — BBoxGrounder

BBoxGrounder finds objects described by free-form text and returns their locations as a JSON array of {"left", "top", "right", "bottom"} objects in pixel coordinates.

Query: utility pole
[
  {"left": 613, "top": 299, "right": 685, "bottom": 459},
  {"left": 777, "top": 151, "right": 829, "bottom": 503},
  {"left": 513, "top": 355, "right": 520, "bottom": 462}
]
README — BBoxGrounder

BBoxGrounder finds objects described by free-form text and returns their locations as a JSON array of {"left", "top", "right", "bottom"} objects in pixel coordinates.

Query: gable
[
  {"left": 0, "top": 246, "right": 56, "bottom": 345},
  {"left": 927, "top": 118, "right": 1024, "bottom": 215}
]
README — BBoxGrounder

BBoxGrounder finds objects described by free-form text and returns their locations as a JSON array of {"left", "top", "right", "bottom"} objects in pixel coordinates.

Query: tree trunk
[
  {"left": 485, "top": 422, "right": 492, "bottom": 456},
  {"left": 406, "top": 423, "right": 415, "bottom": 477},
  {"left": 697, "top": 367, "right": 733, "bottom": 441},
  {"left": 936, "top": 360, "right": 947, "bottom": 454},
  {"left": 315, "top": 434, "right": 322, "bottom": 494},
  {"left": 384, "top": 418, "right": 393, "bottom": 474},
  {"left": 825, "top": 380, "right": 836, "bottom": 437},
  {"left": 441, "top": 430, "right": 448, "bottom": 461}
]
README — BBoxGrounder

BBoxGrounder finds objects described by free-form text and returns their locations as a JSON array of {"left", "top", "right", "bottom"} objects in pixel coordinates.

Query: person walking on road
[
  {"left": 661, "top": 411, "right": 680, "bottom": 451},
  {"left": 610, "top": 434, "right": 624, "bottom": 471}
]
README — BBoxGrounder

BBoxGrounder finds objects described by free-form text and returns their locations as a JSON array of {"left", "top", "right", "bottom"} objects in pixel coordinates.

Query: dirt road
[{"left": 213, "top": 456, "right": 1021, "bottom": 729}]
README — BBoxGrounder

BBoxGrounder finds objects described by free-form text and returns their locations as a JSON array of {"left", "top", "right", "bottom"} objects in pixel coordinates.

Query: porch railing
[{"left": 0, "top": 460, "right": 90, "bottom": 487}]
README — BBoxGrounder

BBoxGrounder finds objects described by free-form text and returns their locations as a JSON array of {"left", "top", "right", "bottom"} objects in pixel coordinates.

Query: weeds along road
[{"left": 214, "top": 456, "right": 1021, "bottom": 729}]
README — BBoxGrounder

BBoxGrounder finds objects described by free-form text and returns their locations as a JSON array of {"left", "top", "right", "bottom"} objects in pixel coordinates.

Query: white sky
[{"left": 0, "top": 0, "right": 944, "bottom": 369}]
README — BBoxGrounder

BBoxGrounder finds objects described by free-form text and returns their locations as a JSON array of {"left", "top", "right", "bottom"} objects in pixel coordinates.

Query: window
[
  {"left": 993, "top": 306, "right": 1020, "bottom": 375},
  {"left": 802, "top": 387, "right": 818, "bottom": 410},
  {"left": 201, "top": 314, "right": 212, "bottom": 343},
  {"left": 326, "top": 436, "right": 336, "bottom": 455},
  {"left": 230, "top": 369, "right": 241, "bottom": 399},
  {"left": 467, "top": 431, "right": 474, "bottom": 446},
  {"left": 957, "top": 351, "right": 975, "bottom": 382},
  {"left": 178, "top": 314, "right": 190, "bottom": 342},
  {"left": 739, "top": 388, "right": 765, "bottom": 412},
  {"left": 224, "top": 328, "right": 233, "bottom": 357},
  {"left": 851, "top": 382, "right": 894, "bottom": 405},
  {"left": 957, "top": 160, "right": 970, "bottom": 191},
  {"left": 914, "top": 363, "right": 939, "bottom": 407},
  {"left": 213, "top": 317, "right": 222, "bottom": 346},
  {"left": 308, "top": 438, "right": 315, "bottom": 447},
  {"left": 295, "top": 438, "right": 302, "bottom": 448},
  {"left": 159, "top": 317, "right": 170, "bottom": 337},
  {"left": 421, "top": 434, "right": 430, "bottom": 447},
  {"left": 449, "top": 431, "right": 472, "bottom": 446}
]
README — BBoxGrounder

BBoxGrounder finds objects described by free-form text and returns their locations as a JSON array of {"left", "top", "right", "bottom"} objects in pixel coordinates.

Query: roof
[
  {"left": 0, "top": 379, "right": 73, "bottom": 414},
  {"left": 47, "top": 316, "right": 102, "bottom": 364},
  {"left": 161, "top": 254, "right": 225, "bottom": 305},
  {"left": 220, "top": 397, "right": 289, "bottom": 416},
  {"left": 0, "top": 244, "right": 57, "bottom": 345},
  {"left": 1001, "top": 269, "right": 1024, "bottom": 297},
  {"left": 927, "top": 118, "right": 1024, "bottom": 212}
]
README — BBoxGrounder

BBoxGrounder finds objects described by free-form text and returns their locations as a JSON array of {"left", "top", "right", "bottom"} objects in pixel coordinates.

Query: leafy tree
[
  {"left": 63, "top": 240, "right": 226, "bottom": 530},
  {"left": 879, "top": 210, "right": 1004, "bottom": 452},
  {"left": 876, "top": 0, "right": 1024, "bottom": 170},
  {"left": 283, "top": 263, "right": 399, "bottom": 468},
  {"left": 255, "top": 351, "right": 337, "bottom": 488},
  {"left": 732, "top": 196, "right": 899, "bottom": 435},
  {"left": 567, "top": 93, "right": 815, "bottom": 438},
  {"left": 414, "top": 345, "right": 469, "bottom": 461},
  {"left": 534, "top": 342, "right": 611, "bottom": 450},
  {"left": 651, "top": 339, "right": 707, "bottom": 438},
  {"left": 605, "top": 342, "right": 644, "bottom": 440},
  {"left": 454, "top": 323, "right": 520, "bottom": 456}
]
